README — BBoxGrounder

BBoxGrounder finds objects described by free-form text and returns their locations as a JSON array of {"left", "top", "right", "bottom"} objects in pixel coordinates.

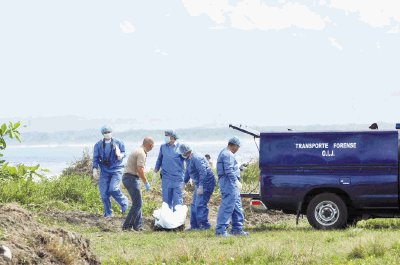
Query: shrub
[
  {"left": 62, "top": 149, "right": 93, "bottom": 178},
  {"left": 0, "top": 121, "right": 45, "bottom": 181},
  {"left": 240, "top": 159, "right": 260, "bottom": 183},
  {"left": 348, "top": 241, "right": 387, "bottom": 260},
  {"left": 0, "top": 175, "right": 105, "bottom": 214}
]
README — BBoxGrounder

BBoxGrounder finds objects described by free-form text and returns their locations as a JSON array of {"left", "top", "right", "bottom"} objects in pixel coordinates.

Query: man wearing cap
[
  {"left": 215, "top": 136, "right": 249, "bottom": 236},
  {"left": 179, "top": 143, "right": 216, "bottom": 230},
  {"left": 93, "top": 125, "right": 129, "bottom": 217},
  {"left": 154, "top": 130, "right": 185, "bottom": 210}
]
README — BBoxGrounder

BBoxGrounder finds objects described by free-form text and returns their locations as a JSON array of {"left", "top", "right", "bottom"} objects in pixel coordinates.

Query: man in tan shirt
[{"left": 122, "top": 137, "right": 154, "bottom": 231}]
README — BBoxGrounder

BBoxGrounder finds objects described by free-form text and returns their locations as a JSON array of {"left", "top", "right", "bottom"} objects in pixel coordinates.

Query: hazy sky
[{"left": 1, "top": 0, "right": 400, "bottom": 129}]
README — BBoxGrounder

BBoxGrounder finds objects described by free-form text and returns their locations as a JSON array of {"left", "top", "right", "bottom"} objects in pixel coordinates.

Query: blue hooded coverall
[
  {"left": 215, "top": 147, "right": 245, "bottom": 235},
  {"left": 93, "top": 138, "right": 129, "bottom": 217},
  {"left": 184, "top": 152, "right": 216, "bottom": 229},
  {"left": 155, "top": 142, "right": 185, "bottom": 210}
]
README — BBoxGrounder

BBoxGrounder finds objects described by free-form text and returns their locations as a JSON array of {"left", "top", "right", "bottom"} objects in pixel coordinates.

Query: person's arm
[
  {"left": 223, "top": 154, "right": 237, "bottom": 183},
  {"left": 137, "top": 166, "right": 147, "bottom": 184},
  {"left": 136, "top": 151, "right": 148, "bottom": 183},
  {"left": 154, "top": 145, "right": 163, "bottom": 172},
  {"left": 194, "top": 157, "right": 208, "bottom": 186},
  {"left": 115, "top": 140, "right": 126, "bottom": 160},
  {"left": 92, "top": 143, "right": 100, "bottom": 169},
  {"left": 184, "top": 165, "right": 190, "bottom": 184},
  {"left": 119, "top": 141, "right": 126, "bottom": 159}
]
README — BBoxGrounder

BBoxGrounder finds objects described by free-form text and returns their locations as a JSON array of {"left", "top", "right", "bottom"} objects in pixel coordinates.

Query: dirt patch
[
  {"left": 43, "top": 209, "right": 154, "bottom": 232},
  {"left": 39, "top": 191, "right": 293, "bottom": 235},
  {"left": 0, "top": 204, "right": 100, "bottom": 265},
  {"left": 241, "top": 198, "right": 295, "bottom": 228},
  {"left": 183, "top": 191, "right": 293, "bottom": 229}
]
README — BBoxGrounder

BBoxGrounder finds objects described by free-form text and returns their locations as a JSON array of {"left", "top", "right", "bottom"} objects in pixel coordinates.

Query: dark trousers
[{"left": 122, "top": 173, "right": 143, "bottom": 230}]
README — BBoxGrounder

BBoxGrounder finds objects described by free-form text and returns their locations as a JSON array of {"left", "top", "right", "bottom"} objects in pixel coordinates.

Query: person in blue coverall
[
  {"left": 93, "top": 125, "right": 129, "bottom": 217},
  {"left": 154, "top": 130, "right": 185, "bottom": 210},
  {"left": 215, "top": 136, "right": 249, "bottom": 236},
  {"left": 179, "top": 143, "right": 216, "bottom": 230}
]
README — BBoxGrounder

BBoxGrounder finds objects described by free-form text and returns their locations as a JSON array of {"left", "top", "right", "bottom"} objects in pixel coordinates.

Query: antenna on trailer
[
  {"left": 229, "top": 124, "right": 260, "bottom": 152},
  {"left": 229, "top": 124, "right": 260, "bottom": 138}
]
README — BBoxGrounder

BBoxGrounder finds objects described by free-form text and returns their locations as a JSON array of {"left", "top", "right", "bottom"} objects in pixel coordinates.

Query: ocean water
[{"left": 3, "top": 140, "right": 260, "bottom": 176}]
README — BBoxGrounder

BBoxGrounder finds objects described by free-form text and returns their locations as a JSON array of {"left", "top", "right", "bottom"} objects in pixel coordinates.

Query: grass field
[
  {"left": 40, "top": 214, "right": 400, "bottom": 265},
  {"left": 4, "top": 163, "right": 400, "bottom": 264}
]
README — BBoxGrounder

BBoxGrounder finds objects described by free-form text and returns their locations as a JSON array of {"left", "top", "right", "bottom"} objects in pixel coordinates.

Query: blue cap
[
  {"left": 178, "top": 143, "right": 192, "bottom": 155},
  {"left": 228, "top": 136, "right": 241, "bottom": 147},
  {"left": 101, "top": 125, "right": 113, "bottom": 134},
  {"left": 165, "top": 130, "right": 179, "bottom": 139}
]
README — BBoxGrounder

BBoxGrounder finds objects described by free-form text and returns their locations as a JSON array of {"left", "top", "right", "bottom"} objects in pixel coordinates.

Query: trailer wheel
[{"left": 306, "top": 193, "right": 348, "bottom": 230}]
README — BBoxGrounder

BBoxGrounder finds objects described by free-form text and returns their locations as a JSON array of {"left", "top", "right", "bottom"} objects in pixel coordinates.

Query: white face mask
[
  {"left": 103, "top": 133, "right": 112, "bottom": 140},
  {"left": 164, "top": 136, "right": 171, "bottom": 144}
]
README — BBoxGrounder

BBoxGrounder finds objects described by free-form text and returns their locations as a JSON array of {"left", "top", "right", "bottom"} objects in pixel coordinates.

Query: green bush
[
  {"left": 0, "top": 175, "right": 106, "bottom": 214},
  {"left": 348, "top": 241, "right": 387, "bottom": 260},
  {"left": 240, "top": 160, "right": 260, "bottom": 183},
  {"left": 358, "top": 219, "right": 400, "bottom": 229},
  {"left": 62, "top": 148, "right": 93, "bottom": 177},
  {"left": 43, "top": 175, "right": 103, "bottom": 213},
  {"left": 0, "top": 121, "right": 117, "bottom": 215},
  {"left": 0, "top": 121, "right": 45, "bottom": 181}
]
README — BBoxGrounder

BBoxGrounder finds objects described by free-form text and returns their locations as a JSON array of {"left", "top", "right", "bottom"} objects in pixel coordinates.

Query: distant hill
[
  {"left": 2, "top": 116, "right": 396, "bottom": 135},
  {"left": 3, "top": 120, "right": 397, "bottom": 145}
]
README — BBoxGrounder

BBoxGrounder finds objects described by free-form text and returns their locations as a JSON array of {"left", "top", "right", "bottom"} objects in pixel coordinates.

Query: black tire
[{"left": 306, "top": 193, "right": 348, "bottom": 230}]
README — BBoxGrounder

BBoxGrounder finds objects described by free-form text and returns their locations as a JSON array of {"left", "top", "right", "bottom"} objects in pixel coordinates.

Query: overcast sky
[{"left": 1, "top": 0, "right": 400, "bottom": 129}]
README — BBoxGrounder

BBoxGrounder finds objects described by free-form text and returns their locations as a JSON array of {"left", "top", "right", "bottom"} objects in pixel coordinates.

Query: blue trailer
[{"left": 232, "top": 124, "right": 400, "bottom": 229}]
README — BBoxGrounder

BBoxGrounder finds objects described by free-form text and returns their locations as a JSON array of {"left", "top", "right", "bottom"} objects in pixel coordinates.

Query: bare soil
[
  {"left": 40, "top": 193, "right": 293, "bottom": 233},
  {"left": 0, "top": 204, "right": 100, "bottom": 265},
  {"left": 43, "top": 209, "right": 154, "bottom": 232}
]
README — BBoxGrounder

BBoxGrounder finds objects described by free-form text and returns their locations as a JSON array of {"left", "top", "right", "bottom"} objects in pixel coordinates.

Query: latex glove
[
  {"left": 115, "top": 144, "right": 122, "bottom": 160},
  {"left": 235, "top": 179, "right": 242, "bottom": 191},
  {"left": 197, "top": 185, "right": 204, "bottom": 195},
  {"left": 92, "top": 169, "right": 99, "bottom": 180},
  {"left": 154, "top": 169, "right": 162, "bottom": 178},
  {"left": 144, "top": 182, "right": 151, "bottom": 192}
]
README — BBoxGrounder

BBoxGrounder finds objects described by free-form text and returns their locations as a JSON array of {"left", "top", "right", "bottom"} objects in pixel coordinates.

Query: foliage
[
  {"left": 0, "top": 169, "right": 161, "bottom": 215},
  {"left": 348, "top": 241, "right": 387, "bottom": 260},
  {"left": 62, "top": 148, "right": 93, "bottom": 177},
  {"left": 0, "top": 121, "right": 22, "bottom": 163},
  {"left": 0, "top": 175, "right": 105, "bottom": 213},
  {"left": 240, "top": 159, "right": 260, "bottom": 183},
  {"left": 358, "top": 218, "right": 400, "bottom": 229},
  {"left": 0, "top": 121, "right": 46, "bottom": 181}
]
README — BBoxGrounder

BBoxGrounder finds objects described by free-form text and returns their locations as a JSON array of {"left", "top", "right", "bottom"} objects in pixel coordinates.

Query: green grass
[
  {"left": 36, "top": 212, "right": 400, "bottom": 265},
  {"left": 53, "top": 219, "right": 400, "bottom": 265},
  {"left": 0, "top": 175, "right": 104, "bottom": 213},
  {"left": 5, "top": 161, "right": 400, "bottom": 264},
  {"left": 241, "top": 160, "right": 260, "bottom": 183}
]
